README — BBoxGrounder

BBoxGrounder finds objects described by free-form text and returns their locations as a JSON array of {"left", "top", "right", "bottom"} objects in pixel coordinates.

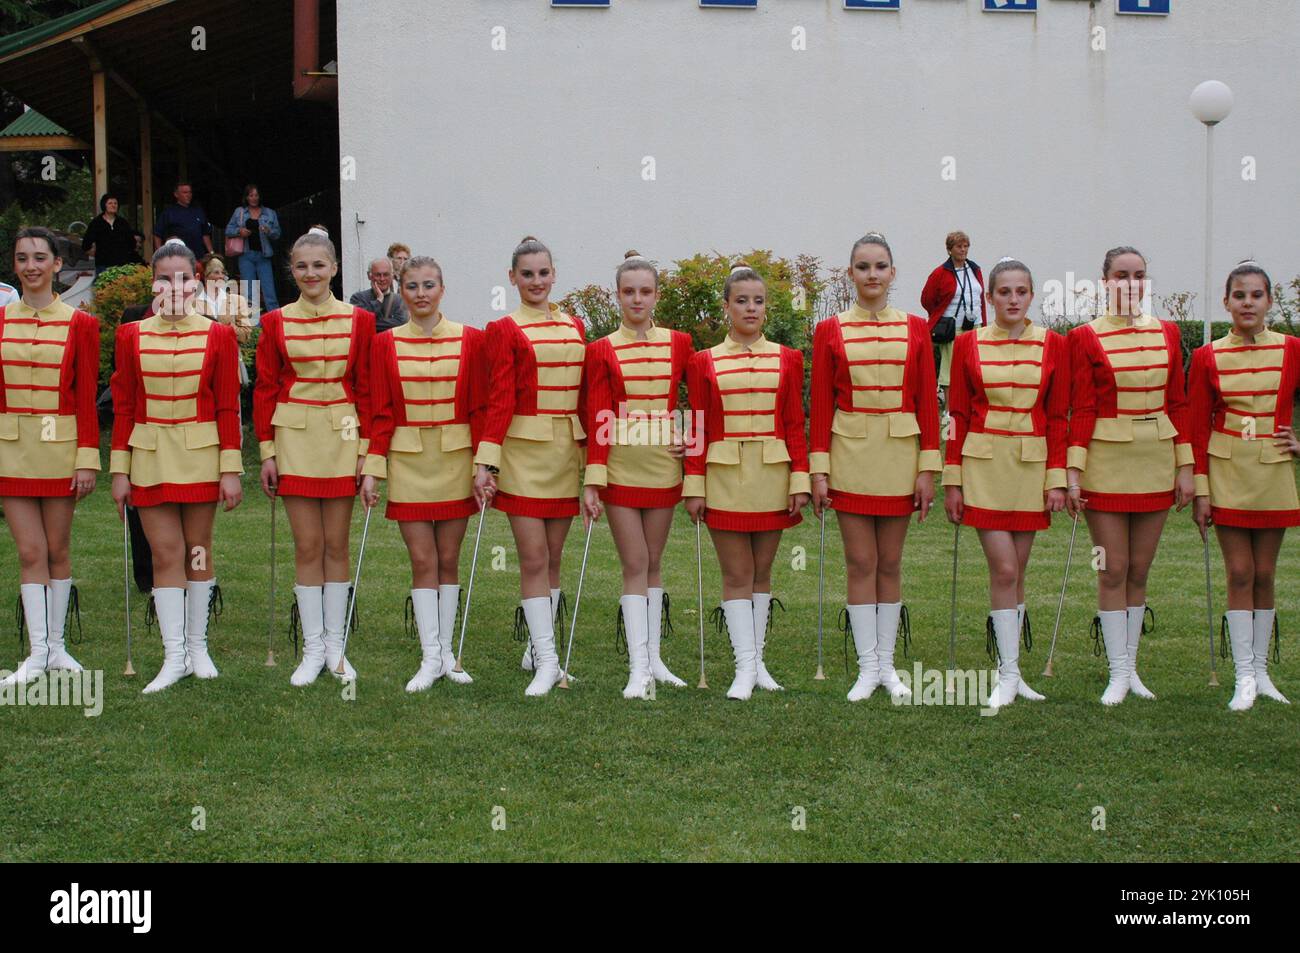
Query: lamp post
[{"left": 1189, "top": 80, "right": 1233, "bottom": 345}]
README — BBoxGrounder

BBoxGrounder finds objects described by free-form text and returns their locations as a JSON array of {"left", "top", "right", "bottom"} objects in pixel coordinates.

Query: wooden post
[
  {"left": 138, "top": 106, "right": 152, "bottom": 234},
  {"left": 91, "top": 67, "right": 108, "bottom": 202}
]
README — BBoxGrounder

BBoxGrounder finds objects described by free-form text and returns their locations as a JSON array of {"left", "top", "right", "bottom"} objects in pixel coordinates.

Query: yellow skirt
[
  {"left": 703, "top": 439, "right": 800, "bottom": 532},
  {"left": 387, "top": 424, "right": 475, "bottom": 520},
  {"left": 1082, "top": 416, "right": 1176, "bottom": 512},
  {"left": 272, "top": 402, "right": 362, "bottom": 498},
  {"left": 496, "top": 416, "right": 583, "bottom": 518},
  {"left": 1207, "top": 431, "right": 1300, "bottom": 528},
  {"left": 829, "top": 412, "right": 920, "bottom": 516},
  {"left": 0, "top": 413, "right": 79, "bottom": 496},
  {"left": 958, "top": 432, "right": 1048, "bottom": 531}
]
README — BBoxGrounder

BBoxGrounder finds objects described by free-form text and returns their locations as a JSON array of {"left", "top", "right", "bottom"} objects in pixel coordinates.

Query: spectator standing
[
  {"left": 223, "top": 183, "right": 282, "bottom": 312},
  {"left": 921, "top": 230, "right": 986, "bottom": 405},
  {"left": 153, "top": 181, "right": 213, "bottom": 258},
  {"left": 81, "top": 193, "right": 143, "bottom": 276},
  {"left": 387, "top": 242, "right": 410, "bottom": 277}
]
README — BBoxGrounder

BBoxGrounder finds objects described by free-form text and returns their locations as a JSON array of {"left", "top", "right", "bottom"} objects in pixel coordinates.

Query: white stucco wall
[{"left": 338, "top": 0, "right": 1300, "bottom": 327}]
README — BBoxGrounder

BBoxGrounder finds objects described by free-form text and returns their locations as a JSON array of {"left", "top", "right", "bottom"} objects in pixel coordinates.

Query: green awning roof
[
  {"left": 0, "top": 0, "right": 136, "bottom": 60},
  {"left": 0, "top": 109, "right": 71, "bottom": 138}
]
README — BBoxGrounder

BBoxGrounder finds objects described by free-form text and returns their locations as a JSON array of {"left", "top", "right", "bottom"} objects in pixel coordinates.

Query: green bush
[
  {"left": 561, "top": 250, "right": 827, "bottom": 407},
  {"left": 87, "top": 264, "right": 153, "bottom": 388}
]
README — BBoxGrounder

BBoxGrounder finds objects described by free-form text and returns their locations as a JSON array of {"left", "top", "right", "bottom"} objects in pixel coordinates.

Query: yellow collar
[
  {"left": 1099, "top": 312, "right": 1155, "bottom": 331},
  {"left": 718, "top": 333, "right": 772, "bottom": 355},
  {"left": 402, "top": 314, "right": 456, "bottom": 338},
  {"left": 984, "top": 318, "right": 1037, "bottom": 341},
  {"left": 1225, "top": 326, "right": 1275, "bottom": 347},
  {"left": 615, "top": 321, "right": 659, "bottom": 344},
  {"left": 11, "top": 294, "right": 70, "bottom": 320},
  {"left": 294, "top": 294, "right": 345, "bottom": 318},
  {"left": 846, "top": 302, "right": 897, "bottom": 323},
  {"left": 517, "top": 301, "right": 560, "bottom": 322},
  {"left": 150, "top": 308, "right": 208, "bottom": 332}
]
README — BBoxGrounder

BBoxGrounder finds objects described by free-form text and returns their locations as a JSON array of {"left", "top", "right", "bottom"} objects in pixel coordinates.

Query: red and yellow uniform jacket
[
  {"left": 1188, "top": 329, "right": 1300, "bottom": 528},
  {"left": 809, "top": 306, "right": 941, "bottom": 515},
  {"left": 943, "top": 321, "right": 1069, "bottom": 531},
  {"left": 0, "top": 296, "right": 100, "bottom": 496},
  {"left": 1067, "top": 313, "right": 1192, "bottom": 512},
  {"left": 473, "top": 303, "right": 586, "bottom": 517},
  {"left": 583, "top": 324, "right": 693, "bottom": 508},
  {"left": 109, "top": 311, "right": 243, "bottom": 505},
  {"left": 684, "top": 334, "right": 810, "bottom": 532},
  {"left": 363, "top": 317, "right": 487, "bottom": 520},
  {"left": 253, "top": 296, "right": 373, "bottom": 497}
]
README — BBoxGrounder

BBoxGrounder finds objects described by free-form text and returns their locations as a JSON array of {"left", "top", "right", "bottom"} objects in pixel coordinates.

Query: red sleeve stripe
[
  {"left": 403, "top": 396, "right": 457, "bottom": 406},
  {"left": 979, "top": 338, "right": 1044, "bottom": 348},
  {"left": 144, "top": 391, "right": 200, "bottom": 402},
  {"left": 1218, "top": 365, "right": 1283, "bottom": 375},
  {"left": 1103, "top": 344, "right": 1168, "bottom": 355},
  {"left": 1112, "top": 363, "right": 1169, "bottom": 373}
]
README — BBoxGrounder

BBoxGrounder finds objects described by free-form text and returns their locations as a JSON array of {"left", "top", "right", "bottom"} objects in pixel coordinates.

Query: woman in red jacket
[
  {"left": 472, "top": 237, "right": 586, "bottom": 697},
  {"left": 1, "top": 227, "right": 100, "bottom": 687},
  {"left": 920, "top": 231, "right": 987, "bottom": 406},
  {"left": 683, "top": 264, "right": 810, "bottom": 701},
  {"left": 1189, "top": 261, "right": 1300, "bottom": 710},
  {"left": 361, "top": 257, "right": 487, "bottom": 692},
  {"left": 583, "top": 251, "right": 693, "bottom": 699},
  {"left": 1068, "top": 246, "right": 1194, "bottom": 705},
  {"left": 942, "top": 258, "right": 1068, "bottom": 710},
  {"left": 110, "top": 242, "right": 244, "bottom": 693},
  {"left": 255, "top": 228, "right": 372, "bottom": 687},
  {"left": 810, "top": 233, "right": 940, "bottom": 703}
]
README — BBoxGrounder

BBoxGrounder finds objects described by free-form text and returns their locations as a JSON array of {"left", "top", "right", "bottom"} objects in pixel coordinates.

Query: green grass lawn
[{"left": 2, "top": 438, "right": 1297, "bottom": 862}]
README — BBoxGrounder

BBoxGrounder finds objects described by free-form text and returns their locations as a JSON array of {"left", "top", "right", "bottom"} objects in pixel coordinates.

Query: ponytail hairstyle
[
  {"left": 615, "top": 249, "right": 658, "bottom": 290},
  {"left": 987, "top": 256, "right": 1034, "bottom": 294},
  {"left": 1101, "top": 245, "right": 1146, "bottom": 278},
  {"left": 400, "top": 255, "right": 444, "bottom": 285},
  {"left": 723, "top": 260, "right": 764, "bottom": 301},
  {"left": 292, "top": 226, "right": 337, "bottom": 264},
  {"left": 850, "top": 231, "right": 893, "bottom": 266},
  {"left": 1224, "top": 259, "right": 1272, "bottom": 301},
  {"left": 152, "top": 240, "right": 197, "bottom": 274},
  {"left": 511, "top": 235, "right": 552, "bottom": 271}
]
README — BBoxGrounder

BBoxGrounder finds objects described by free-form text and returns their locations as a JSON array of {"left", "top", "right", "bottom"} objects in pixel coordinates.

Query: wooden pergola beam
[{"left": 0, "top": 135, "right": 91, "bottom": 151}]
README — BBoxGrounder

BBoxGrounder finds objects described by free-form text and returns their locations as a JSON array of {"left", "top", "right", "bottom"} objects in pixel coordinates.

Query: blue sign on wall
[
  {"left": 983, "top": 0, "right": 1037, "bottom": 11},
  {"left": 1117, "top": 0, "right": 1170, "bottom": 14},
  {"left": 551, "top": 1, "right": 609, "bottom": 6},
  {"left": 845, "top": 0, "right": 902, "bottom": 9},
  {"left": 700, "top": 1, "right": 758, "bottom": 8}
]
